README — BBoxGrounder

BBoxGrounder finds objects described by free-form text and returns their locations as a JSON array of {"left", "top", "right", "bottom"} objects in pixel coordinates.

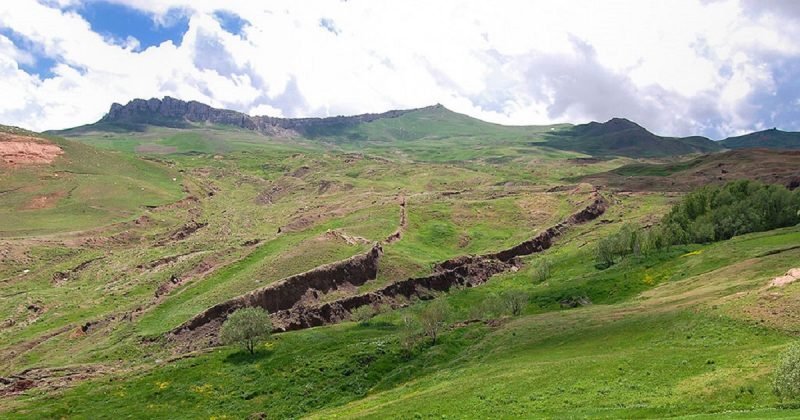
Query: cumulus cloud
[{"left": 0, "top": 0, "right": 797, "bottom": 138}]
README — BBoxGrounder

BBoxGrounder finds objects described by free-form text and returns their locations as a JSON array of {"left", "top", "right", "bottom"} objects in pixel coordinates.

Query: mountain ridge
[
  {"left": 49, "top": 96, "right": 800, "bottom": 157},
  {"left": 90, "top": 96, "right": 439, "bottom": 138}
]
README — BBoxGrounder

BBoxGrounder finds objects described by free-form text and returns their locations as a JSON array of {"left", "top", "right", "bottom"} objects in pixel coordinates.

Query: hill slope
[
  {"left": 721, "top": 128, "right": 800, "bottom": 150},
  {"left": 545, "top": 118, "right": 724, "bottom": 158},
  {"left": 583, "top": 148, "right": 800, "bottom": 191},
  {"left": 0, "top": 125, "right": 183, "bottom": 236}
]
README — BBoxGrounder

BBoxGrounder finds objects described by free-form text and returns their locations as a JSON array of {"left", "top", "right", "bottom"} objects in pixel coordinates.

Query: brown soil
[
  {"left": 52, "top": 257, "right": 104, "bottom": 285},
  {"left": 22, "top": 191, "right": 67, "bottom": 210},
  {"left": 135, "top": 144, "right": 178, "bottom": 154},
  {"left": 585, "top": 149, "right": 800, "bottom": 192},
  {"left": 322, "top": 229, "right": 371, "bottom": 245},
  {"left": 156, "top": 220, "right": 207, "bottom": 245},
  {"left": 0, "top": 364, "right": 110, "bottom": 397},
  {"left": 0, "top": 133, "right": 63, "bottom": 165},
  {"left": 383, "top": 195, "right": 407, "bottom": 244}
]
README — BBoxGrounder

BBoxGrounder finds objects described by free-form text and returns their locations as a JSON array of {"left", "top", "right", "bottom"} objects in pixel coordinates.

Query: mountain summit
[{"left": 97, "top": 96, "right": 426, "bottom": 137}]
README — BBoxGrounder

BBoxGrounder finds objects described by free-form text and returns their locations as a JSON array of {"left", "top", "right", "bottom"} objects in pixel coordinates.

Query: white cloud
[{"left": 0, "top": 0, "right": 797, "bottom": 138}]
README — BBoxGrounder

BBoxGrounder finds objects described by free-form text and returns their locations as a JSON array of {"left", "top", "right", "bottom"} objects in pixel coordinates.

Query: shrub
[
  {"left": 774, "top": 342, "right": 800, "bottom": 400},
  {"left": 469, "top": 296, "right": 504, "bottom": 320},
  {"left": 501, "top": 290, "right": 528, "bottom": 316},
  {"left": 419, "top": 299, "right": 450, "bottom": 345},
  {"left": 219, "top": 307, "right": 272, "bottom": 354},
  {"left": 350, "top": 305, "right": 375, "bottom": 325},
  {"left": 533, "top": 258, "right": 552, "bottom": 283}
]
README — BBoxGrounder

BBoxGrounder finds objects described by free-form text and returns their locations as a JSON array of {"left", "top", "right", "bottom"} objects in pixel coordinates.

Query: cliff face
[{"left": 100, "top": 96, "right": 425, "bottom": 137}]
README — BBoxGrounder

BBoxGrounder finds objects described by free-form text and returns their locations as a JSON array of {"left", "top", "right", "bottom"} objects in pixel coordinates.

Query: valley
[{"left": 1, "top": 98, "right": 799, "bottom": 418}]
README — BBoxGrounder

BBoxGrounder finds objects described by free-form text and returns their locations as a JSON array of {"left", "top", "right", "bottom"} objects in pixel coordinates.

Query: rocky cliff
[{"left": 99, "top": 96, "right": 426, "bottom": 137}]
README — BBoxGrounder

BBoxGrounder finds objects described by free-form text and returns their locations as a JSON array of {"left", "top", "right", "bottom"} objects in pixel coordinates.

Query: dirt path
[{"left": 383, "top": 194, "right": 407, "bottom": 244}]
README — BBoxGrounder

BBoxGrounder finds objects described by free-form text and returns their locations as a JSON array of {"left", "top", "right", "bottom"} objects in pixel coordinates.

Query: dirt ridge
[
  {"left": 168, "top": 244, "right": 383, "bottom": 348},
  {"left": 273, "top": 193, "right": 608, "bottom": 331},
  {"left": 167, "top": 193, "right": 607, "bottom": 350}
]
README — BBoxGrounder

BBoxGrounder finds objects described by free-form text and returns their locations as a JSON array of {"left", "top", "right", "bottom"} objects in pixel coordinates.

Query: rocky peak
[{"left": 99, "top": 97, "right": 427, "bottom": 137}]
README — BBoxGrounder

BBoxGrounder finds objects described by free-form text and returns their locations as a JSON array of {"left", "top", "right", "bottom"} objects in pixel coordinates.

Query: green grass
[{"left": 0, "top": 135, "right": 183, "bottom": 236}]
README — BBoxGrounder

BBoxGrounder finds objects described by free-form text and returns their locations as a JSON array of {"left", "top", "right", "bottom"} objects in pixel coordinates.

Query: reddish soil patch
[
  {"left": 135, "top": 144, "right": 178, "bottom": 154},
  {"left": 0, "top": 133, "right": 63, "bottom": 165},
  {"left": 22, "top": 191, "right": 67, "bottom": 210}
]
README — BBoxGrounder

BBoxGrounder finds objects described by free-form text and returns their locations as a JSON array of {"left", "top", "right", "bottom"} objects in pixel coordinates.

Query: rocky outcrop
[
  {"left": 168, "top": 193, "right": 607, "bottom": 350},
  {"left": 100, "top": 97, "right": 428, "bottom": 137}
]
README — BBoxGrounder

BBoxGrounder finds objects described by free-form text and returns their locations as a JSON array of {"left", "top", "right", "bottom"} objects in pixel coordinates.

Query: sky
[{"left": 0, "top": 0, "right": 798, "bottom": 138}]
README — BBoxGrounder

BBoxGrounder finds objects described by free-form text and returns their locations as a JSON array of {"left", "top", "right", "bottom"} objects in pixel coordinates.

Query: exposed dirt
[
  {"left": 322, "top": 229, "right": 371, "bottom": 245},
  {"left": 584, "top": 149, "right": 800, "bottom": 192},
  {"left": 154, "top": 257, "right": 216, "bottom": 298},
  {"left": 0, "top": 133, "right": 64, "bottom": 165},
  {"left": 769, "top": 268, "right": 800, "bottom": 287},
  {"left": 22, "top": 190, "right": 67, "bottom": 210},
  {"left": 0, "top": 364, "right": 111, "bottom": 397},
  {"left": 168, "top": 245, "right": 383, "bottom": 352},
  {"left": 156, "top": 220, "right": 207, "bottom": 245},
  {"left": 52, "top": 257, "right": 104, "bottom": 285},
  {"left": 383, "top": 195, "right": 407, "bottom": 244}
]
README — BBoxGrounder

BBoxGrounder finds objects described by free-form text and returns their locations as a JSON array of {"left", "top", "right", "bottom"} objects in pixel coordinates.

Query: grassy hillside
[
  {"left": 583, "top": 149, "right": 800, "bottom": 191},
  {"left": 0, "top": 126, "right": 183, "bottom": 236},
  {"left": 545, "top": 118, "right": 724, "bottom": 158},
  {"left": 3, "top": 105, "right": 800, "bottom": 418},
  {"left": 722, "top": 128, "right": 800, "bottom": 150}
]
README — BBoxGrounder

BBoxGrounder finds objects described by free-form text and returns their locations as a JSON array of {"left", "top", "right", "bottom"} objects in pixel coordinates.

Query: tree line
[{"left": 597, "top": 180, "right": 800, "bottom": 268}]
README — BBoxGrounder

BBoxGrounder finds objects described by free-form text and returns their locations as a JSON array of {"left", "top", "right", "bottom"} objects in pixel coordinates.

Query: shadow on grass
[{"left": 224, "top": 347, "right": 273, "bottom": 365}]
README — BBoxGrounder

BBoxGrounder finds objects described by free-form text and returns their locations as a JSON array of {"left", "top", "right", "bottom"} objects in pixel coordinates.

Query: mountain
[
  {"left": 721, "top": 128, "right": 800, "bottom": 150},
  {"left": 545, "top": 117, "right": 724, "bottom": 158},
  {"left": 54, "top": 96, "right": 800, "bottom": 159},
  {"left": 61, "top": 96, "right": 426, "bottom": 138}
]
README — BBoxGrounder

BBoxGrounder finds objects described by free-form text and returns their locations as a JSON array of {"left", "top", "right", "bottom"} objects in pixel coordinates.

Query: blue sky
[{"left": 0, "top": 0, "right": 798, "bottom": 137}]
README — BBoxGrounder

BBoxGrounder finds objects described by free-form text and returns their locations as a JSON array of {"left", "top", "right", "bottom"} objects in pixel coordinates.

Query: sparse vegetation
[
  {"left": 774, "top": 342, "right": 800, "bottom": 401},
  {"left": 350, "top": 305, "right": 376, "bottom": 325},
  {"left": 419, "top": 300, "right": 450, "bottom": 345},
  {"left": 501, "top": 290, "right": 528, "bottom": 316},
  {"left": 219, "top": 307, "right": 272, "bottom": 355},
  {"left": 532, "top": 257, "right": 552, "bottom": 283}
]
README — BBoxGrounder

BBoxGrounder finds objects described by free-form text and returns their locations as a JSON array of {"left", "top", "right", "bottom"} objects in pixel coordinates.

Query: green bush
[
  {"left": 596, "top": 180, "right": 800, "bottom": 267},
  {"left": 501, "top": 290, "right": 528, "bottom": 316},
  {"left": 219, "top": 307, "right": 272, "bottom": 354},
  {"left": 350, "top": 305, "right": 376, "bottom": 325},
  {"left": 774, "top": 342, "right": 800, "bottom": 400},
  {"left": 533, "top": 258, "right": 552, "bottom": 283}
]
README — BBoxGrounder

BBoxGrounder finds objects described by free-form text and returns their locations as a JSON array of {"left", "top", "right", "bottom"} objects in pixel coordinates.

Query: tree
[
  {"left": 219, "top": 307, "right": 272, "bottom": 354},
  {"left": 419, "top": 300, "right": 450, "bottom": 345},
  {"left": 502, "top": 290, "right": 528, "bottom": 316},
  {"left": 774, "top": 342, "right": 800, "bottom": 400}
]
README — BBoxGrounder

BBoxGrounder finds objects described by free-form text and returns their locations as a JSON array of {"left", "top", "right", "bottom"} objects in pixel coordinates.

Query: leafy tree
[
  {"left": 774, "top": 342, "right": 800, "bottom": 400},
  {"left": 419, "top": 299, "right": 450, "bottom": 345},
  {"left": 219, "top": 307, "right": 272, "bottom": 354},
  {"left": 502, "top": 290, "right": 528, "bottom": 316}
]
